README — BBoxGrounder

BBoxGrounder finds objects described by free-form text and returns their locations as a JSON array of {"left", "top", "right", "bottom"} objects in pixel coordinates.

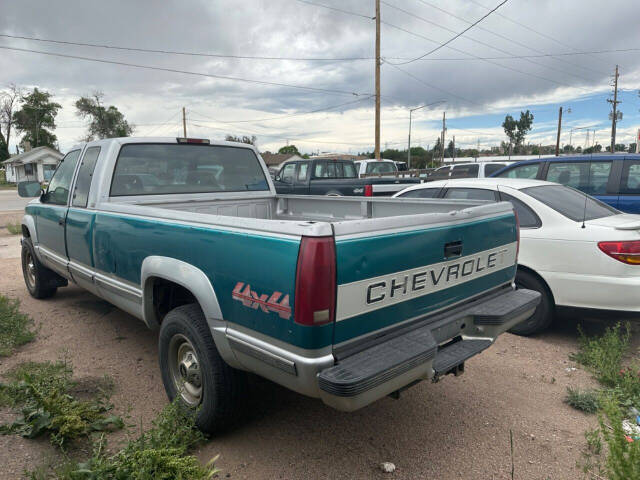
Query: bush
[
  {"left": 5, "top": 222, "right": 21, "bottom": 235},
  {"left": 599, "top": 397, "right": 640, "bottom": 480},
  {"left": 0, "top": 360, "right": 123, "bottom": 449},
  {"left": 0, "top": 294, "right": 35, "bottom": 356},
  {"left": 565, "top": 387, "right": 600, "bottom": 414}
]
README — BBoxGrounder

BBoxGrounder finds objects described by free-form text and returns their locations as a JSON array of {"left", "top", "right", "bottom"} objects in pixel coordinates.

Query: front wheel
[
  {"left": 21, "top": 238, "right": 64, "bottom": 299},
  {"left": 159, "top": 303, "right": 246, "bottom": 433},
  {"left": 508, "top": 270, "right": 554, "bottom": 336}
]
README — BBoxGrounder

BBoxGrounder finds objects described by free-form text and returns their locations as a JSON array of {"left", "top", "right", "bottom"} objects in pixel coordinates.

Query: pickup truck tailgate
[{"left": 332, "top": 203, "right": 518, "bottom": 347}]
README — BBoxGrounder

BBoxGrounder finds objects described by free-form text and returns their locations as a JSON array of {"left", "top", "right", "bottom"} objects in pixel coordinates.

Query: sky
[{"left": 0, "top": 0, "right": 639, "bottom": 155}]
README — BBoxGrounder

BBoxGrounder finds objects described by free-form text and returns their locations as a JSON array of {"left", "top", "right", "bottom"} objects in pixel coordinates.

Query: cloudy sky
[{"left": 1, "top": 0, "right": 639, "bottom": 154}]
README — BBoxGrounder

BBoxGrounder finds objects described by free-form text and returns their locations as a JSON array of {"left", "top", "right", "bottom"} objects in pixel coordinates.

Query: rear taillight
[
  {"left": 294, "top": 236, "right": 336, "bottom": 326},
  {"left": 364, "top": 184, "right": 373, "bottom": 197},
  {"left": 513, "top": 208, "right": 520, "bottom": 262},
  {"left": 597, "top": 241, "right": 640, "bottom": 265}
]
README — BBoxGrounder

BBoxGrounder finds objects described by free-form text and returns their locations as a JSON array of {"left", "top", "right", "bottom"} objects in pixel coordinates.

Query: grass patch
[
  {"left": 0, "top": 294, "right": 36, "bottom": 356},
  {"left": 30, "top": 400, "right": 219, "bottom": 479},
  {"left": 565, "top": 387, "right": 600, "bottom": 414},
  {"left": 5, "top": 222, "right": 21, "bottom": 235},
  {"left": 0, "top": 359, "right": 123, "bottom": 449},
  {"left": 570, "top": 323, "right": 640, "bottom": 479}
]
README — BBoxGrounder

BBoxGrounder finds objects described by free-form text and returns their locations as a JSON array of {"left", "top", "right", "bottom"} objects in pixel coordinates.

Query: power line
[
  {"left": 0, "top": 33, "right": 373, "bottom": 62},
  {"left": 411, "top": 0, "right": 604, "bottom": 77},
  {"left": 0, "top": 45, "right": 370, "bottom": 98},
  {"left": 382, "top": 1, "right": 594, "bottom": 91},
  {"left": 385, "top": 0, "right": 510, "bottom": 65},
  {"left": 2, "top": 32, "right": 635, "bottom": 63},
  {"left": 292, "top": 0, "right": 373, "bottom": 19}
]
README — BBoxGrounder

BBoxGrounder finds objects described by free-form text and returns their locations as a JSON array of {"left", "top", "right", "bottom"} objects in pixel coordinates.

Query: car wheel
[
  {"left": 21, "top": 238, "right": 62, "bottom": 299},
  {"left": 508, "top": 270, "right": 554, "bottom": 336},
  {"left": 159, "top": 303, "right": 246, "bottom": 433}
]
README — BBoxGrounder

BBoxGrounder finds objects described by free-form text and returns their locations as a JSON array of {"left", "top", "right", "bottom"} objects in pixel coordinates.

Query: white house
[{"left": 2, "top": 146, "right": 63, "bottom": 183}]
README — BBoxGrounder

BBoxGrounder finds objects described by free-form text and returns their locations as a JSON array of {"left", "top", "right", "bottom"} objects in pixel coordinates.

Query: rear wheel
[
  {"left": 21, "top": 238, "right": 64, "bottom": 299},
  {"left": 508, "top": 269, "right": 554, "bottom": 336},
  {"left": 159, "top": 303, "right": 246, "bottom": 433}
]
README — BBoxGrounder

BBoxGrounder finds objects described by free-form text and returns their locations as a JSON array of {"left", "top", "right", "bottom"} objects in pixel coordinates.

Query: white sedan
[{"left": 394, "top": 178, "right": 640, "bottom": 335}]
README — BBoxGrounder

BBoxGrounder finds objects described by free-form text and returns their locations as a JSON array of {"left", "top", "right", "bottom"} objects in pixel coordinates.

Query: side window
[
  {"left": 620, "top": 160, "right": 640, "bottom": 194},
  {"left": 45, "top": 150, "right": 82, "bottom": 205},
  {"left": 342, "top": 163, "right": 357, "bottom": 178},
  {"left": 72, "top": 147, "right": 101, "bottom": 207},
  {"left": 451, "top": 164, "right": 479, "bottom": 178},
  {"left": 499, "top": 192, "right": 541, "bottom": 228},
  {"left": 314, "top": 161, "right": 328, "bottom": 178},
  {"left": 399, "top": 188, "right": 440, "bottom": 198},
  {"left": 443, "top": 188, "right": 497, "bottom": 201},
  {"left": 484, "top": 163, "right": 506, "bottom": 177},
  {"left": 546, "top": 161, "right": 612, "bottom": 194},
  {"left": 326, "top": 162, "right": 337, "bottom": 178},
  {"left": 546, "top": 162, "right": 584, "bottom": 189},
  {"left": 280, "top": 163, "right": 296, "bottom": 183},
  {"left": 297, "top": 162, "right": 309, "bottom": 182},
  {"left": 498, "top": 163, "right": 540, "bottom": 179}
]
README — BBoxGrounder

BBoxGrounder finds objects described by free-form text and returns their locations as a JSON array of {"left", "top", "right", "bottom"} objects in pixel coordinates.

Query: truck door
[
  {"left": 65, "top": 146, "right": 101, "bottom": 293},
  {"left": 35, "top": 148, "right": 82, "bottom": 276},
  {"left": 274, "top": 162, "right": 296, "bottom": 194}
]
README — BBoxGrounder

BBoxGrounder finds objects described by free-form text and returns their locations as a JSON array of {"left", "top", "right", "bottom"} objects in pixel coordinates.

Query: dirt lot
[{"left": 0, "top": 224, "right": 637, "bottom": 479}]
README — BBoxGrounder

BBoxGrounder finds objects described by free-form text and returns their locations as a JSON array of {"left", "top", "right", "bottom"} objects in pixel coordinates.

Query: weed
[
  {"left": 5, "top": 222, "right": 21, "bottom": 235},
  {"left": 35, "top": 400, "right": 219, "bottom": 479},
  {"left": 565, "top": 387, "right": 600, "bottom": 414},
  {"left": 599, "top": 397, "right": 640, "bottom": 480},
  {"left": 0, "top": 359, "right": 123, "bottom": 448},
  {"left": 0, "top": 294, "right": 36, "bottom": 356},
  {"left": 585, "top": 428, "right": 602, "bottom": 455}
]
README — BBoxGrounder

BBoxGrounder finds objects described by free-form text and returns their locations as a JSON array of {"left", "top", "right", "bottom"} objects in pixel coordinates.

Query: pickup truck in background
[
  {"left": 273, "top": 157, "right": 419, "bottom": 196},
  {"left": 18, "top": 137, "right": 540, "bottom": 433}
]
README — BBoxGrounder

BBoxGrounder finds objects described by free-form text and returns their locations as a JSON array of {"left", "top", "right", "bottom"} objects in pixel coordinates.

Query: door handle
[{"left": 58, "top": 218, "right": 65, "bottom": 226}]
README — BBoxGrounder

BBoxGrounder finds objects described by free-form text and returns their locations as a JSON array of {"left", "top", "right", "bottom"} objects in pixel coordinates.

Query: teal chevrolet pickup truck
[{"left": 17, "top": 137, "right": 540, "bottom": 433}]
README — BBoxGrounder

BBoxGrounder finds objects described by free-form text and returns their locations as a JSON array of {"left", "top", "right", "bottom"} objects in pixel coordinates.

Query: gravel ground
[{"left": 0, "top": 230, "right": 636, "bottom": 479}]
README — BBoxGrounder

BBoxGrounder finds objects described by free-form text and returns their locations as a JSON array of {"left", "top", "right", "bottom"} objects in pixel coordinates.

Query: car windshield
[
  {"left": 521, "top": 185, "right": 618, "bottom": 221},
  {"left": 111, "top": 143, "right": 268, "bottom": 196}
]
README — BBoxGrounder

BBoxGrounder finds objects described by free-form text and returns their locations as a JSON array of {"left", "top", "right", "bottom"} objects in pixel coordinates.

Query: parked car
[
  {"left": 17, "top": 137, "right": 539, "bottom": 432},
  {"left": 428, "top": 162, "right": 509, "bottom": 181},
  {"left": 394, "top": 178, "right": 640, "bottom": 335},
  {"left": 491, "top": 155, "right": 640, "bottom": 213},
  {"left": 273, "top": 157, "right": 419, "bottom": 196}
]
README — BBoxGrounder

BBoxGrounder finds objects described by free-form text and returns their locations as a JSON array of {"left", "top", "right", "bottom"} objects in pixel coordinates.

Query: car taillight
[
  {"left": 597, "top": 241, "right": 640, "bottom": 265},
  {"left": 294, "top": 236, "right": 336, "bottom": 326},
  {"left": 364, "top": 184, "right": 373, "bottom": 197},
  {"left": 513, "top": 208, "right": 520, "bottom": 262}
]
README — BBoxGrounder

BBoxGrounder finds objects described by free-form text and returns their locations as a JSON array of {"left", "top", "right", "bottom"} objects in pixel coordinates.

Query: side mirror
[
  {"left": 274, "top": 173, "right": 281, "bottom": 182},
  {"left": 17, "top": 181, "right": 42, "bottom": 198}
]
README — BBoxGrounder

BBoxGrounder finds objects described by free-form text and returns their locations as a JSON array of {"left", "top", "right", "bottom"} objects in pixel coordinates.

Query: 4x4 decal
[{"left": 232, "top": 282, "right": 291, "bottom": 320}]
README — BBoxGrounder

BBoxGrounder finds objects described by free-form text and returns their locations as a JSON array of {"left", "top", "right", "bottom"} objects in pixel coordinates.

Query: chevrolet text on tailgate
[{"left": 17, "top": 137, "right": 540, "bottom": 432}]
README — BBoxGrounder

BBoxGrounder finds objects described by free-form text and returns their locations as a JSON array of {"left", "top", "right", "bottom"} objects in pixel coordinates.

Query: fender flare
[
  {"left": 21, "top": 214, "right": 38, "bottom": 244},
  {"left": 140, "top": 256, "right": 242, "bottom": 369}
]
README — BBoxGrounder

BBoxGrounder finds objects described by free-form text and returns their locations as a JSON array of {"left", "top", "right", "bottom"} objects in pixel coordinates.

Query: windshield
[
  {"left": 366, "top": 162, "right": 396, "bottom": 174},
  {"left": 111, "top": 143, "right": 268, "bottom": 196},
  {"left": 521, "top": 185, "right": 618, "bottom": 221}
]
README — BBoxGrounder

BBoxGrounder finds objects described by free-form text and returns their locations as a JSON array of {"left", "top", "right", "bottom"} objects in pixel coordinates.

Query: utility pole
[
  {"left": 182, "top": 107, "right": 187, "bottom": 137},
  {"left": 555, "top": 106, "right": 563, "bottom": 156},
  {"left": 608, "top": 64, "right": 620, "bottom": 153},
  {"left": 440, "top": 111, "right": 446, "bottom": 165},
  {"left": 374, "top": 0, "right": 381, "bottom": 161}
]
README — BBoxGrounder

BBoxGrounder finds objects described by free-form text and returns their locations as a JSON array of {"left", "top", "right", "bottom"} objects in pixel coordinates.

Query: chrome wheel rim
[
  {"left": 23, "top": 250, "right": 36, "bottom": 290},
  {"left": 168, "top": 334, "right": 202, "bottom": 406}
]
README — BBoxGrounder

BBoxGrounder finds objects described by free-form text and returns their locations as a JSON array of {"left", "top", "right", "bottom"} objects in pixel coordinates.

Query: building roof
[
  {"left": 260, "top": 153, "right": 302, "bottom": 166},
  {"left": 2, "top": 146, "right": 63, "bottom": 166}
]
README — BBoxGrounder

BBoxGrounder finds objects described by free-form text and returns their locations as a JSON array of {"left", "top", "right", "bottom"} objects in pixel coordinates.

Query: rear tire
[
  {"left": 508, "top": 270, "right": 554, "bottom": 336},
  {"left": 21, "top": 238, "right": 63, "bottom": 299},
  {"left": 159, "top": 303, "right": 246, "bottom": 433}
]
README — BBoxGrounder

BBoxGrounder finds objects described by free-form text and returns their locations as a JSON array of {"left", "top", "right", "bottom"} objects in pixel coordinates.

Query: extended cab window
[
  {"left": 484, "top": 163, "right": 506, "bottom": 176},
  {"left": 45, "top": 149, "right": 82, "bottom": 205},
  {"left": 342, "top": 163, "right": 357, "bottom": 178},
  {"left": 498, "top": 163, "right": 540, "bottom": 179},
  {"left": 451, "top": 164, "right": 479, "bottom": 178},
  {"left": 111, "top": 144, "right": 268, "bottom": 196},
  {"left": 72, "top": 147, "right": 100, "bottom": 207}
]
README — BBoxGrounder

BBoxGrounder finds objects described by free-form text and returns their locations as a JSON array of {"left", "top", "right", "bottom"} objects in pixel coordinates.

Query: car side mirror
[
  {"left": 17, "top": 181, "right": 42, "bottom": 198},
  {"left": 274, "top": 173, "right": 281, "bottom": 181}
]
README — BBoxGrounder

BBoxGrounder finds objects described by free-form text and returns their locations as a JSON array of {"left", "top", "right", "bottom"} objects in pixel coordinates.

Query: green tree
[
  {"left": 277, "top": 145, "right": 300, "bottom": 155},
  {"left": 502, "top": 110, "right": 534, "bottom": 153},
  {"left": 225, "top": 134, "right": 256, "bottom": 145},
  {"left": 75, "top": 92, "right": 133, "bottom": 141},
  {"left": 13, "top": 88, "right": 61, "bottom": 149}
]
